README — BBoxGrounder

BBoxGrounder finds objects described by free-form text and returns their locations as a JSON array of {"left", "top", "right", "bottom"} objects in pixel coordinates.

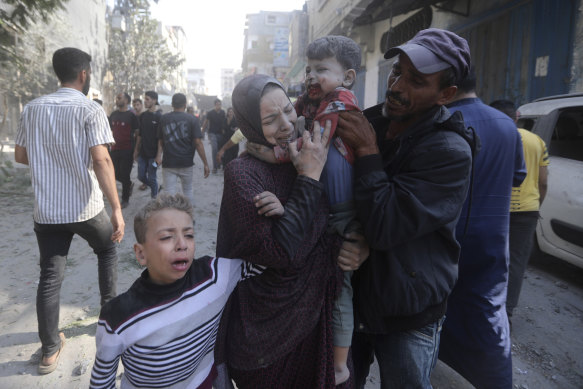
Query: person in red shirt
[{"left": 109, "top": 92, "right": 139, "bottom": 208}]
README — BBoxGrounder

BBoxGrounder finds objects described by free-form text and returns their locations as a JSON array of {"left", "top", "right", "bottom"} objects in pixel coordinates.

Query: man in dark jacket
[{"left": 336, "top": 28, "right": 478, "bottom": 388}]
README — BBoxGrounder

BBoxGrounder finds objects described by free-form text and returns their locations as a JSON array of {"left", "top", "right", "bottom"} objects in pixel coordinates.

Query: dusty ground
[{"left": 0, "top": 139, "right": 582, "bottom": 389}]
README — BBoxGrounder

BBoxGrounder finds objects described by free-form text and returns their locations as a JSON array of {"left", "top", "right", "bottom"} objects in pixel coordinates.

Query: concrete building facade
[
  {"left": 307, "top": 0, "right": 582, "bottom": 108},
  {"left": 283, "top": 8, "right": 310, "bottom": 98},
  {"left": 187, "top": 68, "right": 206, "bottom": 96},
  {"left": 160, "top": 25, "right": 188, "bottom": 95},
  {"left": 241, "top": 10, "right": 295, "bottom": 81},
  {"left": 220, "top": 68, "right": 236, "bottom": 98}
]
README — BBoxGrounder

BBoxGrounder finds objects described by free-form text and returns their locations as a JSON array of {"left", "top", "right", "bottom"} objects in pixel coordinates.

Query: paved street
[{"left": 0, "top": 139, "right": 581, "bottom": 388}]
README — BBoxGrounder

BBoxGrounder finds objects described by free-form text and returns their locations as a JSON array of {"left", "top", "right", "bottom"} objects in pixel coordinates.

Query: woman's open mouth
[{"left": 276, "top": 129, "right": 296, "bottom": 148}]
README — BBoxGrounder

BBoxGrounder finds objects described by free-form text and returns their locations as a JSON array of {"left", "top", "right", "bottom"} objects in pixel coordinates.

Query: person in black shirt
[
  {"left": 134, "top": 91, "right": 162, "bottom": 198},
  {"left": 156, "top": 93, "right": 210, "bottom": 206},
  {"left": 202, "top": 98, "right": 225, "bottom": 173}
]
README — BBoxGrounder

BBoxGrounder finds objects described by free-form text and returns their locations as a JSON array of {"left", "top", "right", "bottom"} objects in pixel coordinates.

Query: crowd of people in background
[
  {"left": 13, "top": 25, "right": 550, "bottom": 389},
  {"left": 96, "top": 88, "right": 242, "bottom": 208}
]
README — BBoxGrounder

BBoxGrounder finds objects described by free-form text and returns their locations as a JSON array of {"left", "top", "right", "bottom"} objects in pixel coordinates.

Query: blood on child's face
[{"left": 304, "top": 56, "right": 346, "bottom": 101}]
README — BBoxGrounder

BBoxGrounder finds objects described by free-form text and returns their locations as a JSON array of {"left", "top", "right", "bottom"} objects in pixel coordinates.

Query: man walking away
[
  {"left": 156, "top": 93, "right": 210, "bottom": 206},
  {"left": 15, "top": 47, "right": 125, "bottom": 375}
]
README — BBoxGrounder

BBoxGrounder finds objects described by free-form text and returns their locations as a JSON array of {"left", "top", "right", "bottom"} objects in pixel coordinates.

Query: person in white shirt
[{"left": 15, "top": 47, "right": 125, "bottom": 375}]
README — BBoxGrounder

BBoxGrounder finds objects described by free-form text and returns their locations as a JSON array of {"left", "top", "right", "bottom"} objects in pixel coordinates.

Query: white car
[{"left": 517, "top": 93, "right": 583, "bottom": 269}]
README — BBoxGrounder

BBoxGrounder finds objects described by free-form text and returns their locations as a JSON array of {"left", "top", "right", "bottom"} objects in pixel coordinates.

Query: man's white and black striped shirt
[
  {"left": 15, "top": 87, "right": 114, "bottom": 224},
  {"left": 90, "top": 256, "right": 247, "bottom": 389}
]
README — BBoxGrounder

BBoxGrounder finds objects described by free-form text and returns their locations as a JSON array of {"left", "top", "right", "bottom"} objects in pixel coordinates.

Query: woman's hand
[
  {"left": 337, "top": 231, "right": 369, "bottom": 271},
  {"left": 289, "top": 120, "right": 331, "bottom": 180},
  {"left": 254, "top": 191, "right": 284, "bottom": 217}
]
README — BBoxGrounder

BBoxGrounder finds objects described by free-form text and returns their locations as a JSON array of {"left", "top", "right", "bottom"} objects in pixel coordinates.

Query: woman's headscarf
[{"left": 231, "top": 74, "right": 287, "bottom": 148}]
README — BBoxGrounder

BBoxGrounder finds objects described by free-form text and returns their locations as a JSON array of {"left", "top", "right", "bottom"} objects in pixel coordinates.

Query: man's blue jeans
[
  {"left": 137, "top": 155, "right": 158, "bottom": 198},
  {"left": 352, "top": 317, "right": 445, "bottom": 389},
  {"left": 33, "top": 210, "right": 118, "bottom": 356}
]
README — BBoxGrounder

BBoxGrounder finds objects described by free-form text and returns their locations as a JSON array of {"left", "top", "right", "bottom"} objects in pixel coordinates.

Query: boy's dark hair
[
  {"left": 133, "top": 98, "right": 142, "bottom": 104},
  {"left": 490, "top": 99, "right": 517, "bottom": 122},
  {"left": 306, "top": 35, "right": 361, "bottom": 73},
  {"left": 121, "top": 92, "right": 131, "bottom": 105},
  {"left": 214, "top": 98, "right": 222, "bottom": 105},
  {"left": 172, "top": 93, "right": 187, "bottom": 108},
  {"left": 52, "top": 47, "right": 92, "bottom": 84},
  {"left": 134, "top": 193, "right": 194, "bottom": 244},
  {"left": 457, "top": 65, "right": 476, "bottom": 94}
]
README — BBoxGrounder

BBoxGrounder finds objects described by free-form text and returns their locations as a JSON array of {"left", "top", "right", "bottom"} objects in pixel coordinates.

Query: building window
[{"left": 266, "top": 15, "right": 277, "bottom": 24}]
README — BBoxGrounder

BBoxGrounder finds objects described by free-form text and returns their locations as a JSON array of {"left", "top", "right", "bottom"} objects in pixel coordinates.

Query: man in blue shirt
[{"left": 439, "top": 67, "right": 526, "bottom": 388}]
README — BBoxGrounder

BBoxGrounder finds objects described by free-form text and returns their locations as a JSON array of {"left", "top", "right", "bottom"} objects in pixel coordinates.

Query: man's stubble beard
[
  {"left": 382, "top": 102, "right": 413, "bottom": 123},
  {"left": 82, "top": 74, "right": 91, "bottom": 96}
]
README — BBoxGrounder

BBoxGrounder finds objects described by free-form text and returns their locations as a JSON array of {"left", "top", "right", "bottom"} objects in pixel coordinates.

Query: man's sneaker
[{"left": 139, "top": 183, "right": 147, "bottom": 190}]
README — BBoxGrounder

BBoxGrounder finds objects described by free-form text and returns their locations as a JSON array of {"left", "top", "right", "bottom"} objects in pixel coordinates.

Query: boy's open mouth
[
  {"left": 308, "top": 85, "right": 322, "bottom": 97},
  {"left": 171, "top": 259, "right": 189, "bottom": 271}
]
